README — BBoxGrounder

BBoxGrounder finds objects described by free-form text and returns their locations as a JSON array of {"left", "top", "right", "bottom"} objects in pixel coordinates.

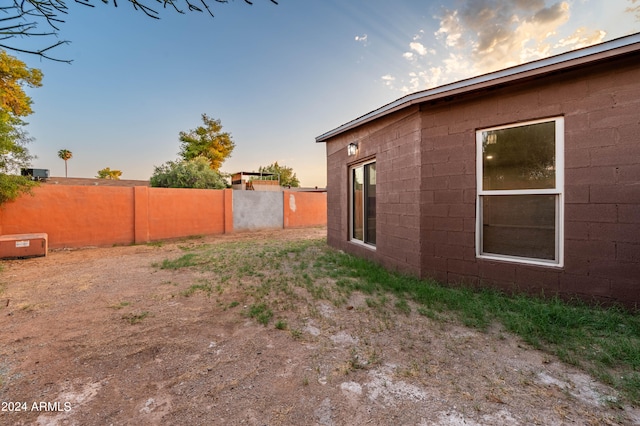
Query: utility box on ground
[{"left": 0, "top": 233, "right": 48, "bottom": 259}]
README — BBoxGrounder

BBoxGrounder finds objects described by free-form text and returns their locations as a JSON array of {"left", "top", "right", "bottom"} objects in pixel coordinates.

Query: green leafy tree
[
  {"left": 0, "top": 50, "right": 43, "bottom": 116},
  {"left": 257, "top": 162, "right": 300, "bottom": 187},
  {"left": 57, "top": 149, "right": 73, "bottom": 177},
  {"left": 150, "top": 156, "right": 227, "bottom": 189},
  {"left": 97, "top": 167, "right": 122, "bottom": 180},
  {"left": 0, "top": 50, "right": 42, "bottom": 204},
  {"left": 1, "top": 1, "right": 279, "bottom": 62},
  {"left": 179, "top": 114, "right": 235, "bottom": 171}
]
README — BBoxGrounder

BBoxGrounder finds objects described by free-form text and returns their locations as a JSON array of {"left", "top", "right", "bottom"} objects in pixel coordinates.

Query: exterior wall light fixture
[{"left": 347, "top": 142, "right": 358, "bottom": 156}]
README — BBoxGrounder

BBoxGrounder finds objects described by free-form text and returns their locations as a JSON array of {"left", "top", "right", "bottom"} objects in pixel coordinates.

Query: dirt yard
[{"left": 0, "top": 227, "right": 638, "bottom": 425}]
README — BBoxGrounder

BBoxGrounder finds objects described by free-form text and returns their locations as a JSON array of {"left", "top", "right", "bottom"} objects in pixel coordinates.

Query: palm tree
[{"left": 57, "top": 149, "right": 73, "bottom": 177}]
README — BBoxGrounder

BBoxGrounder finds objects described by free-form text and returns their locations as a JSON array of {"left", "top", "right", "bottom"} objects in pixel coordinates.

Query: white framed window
[
  {"left": 350, "top": 159, "right": 376, "bottom": 247},
  {"left": 476, "top": 117, "right": 564, "bottom": 267}
]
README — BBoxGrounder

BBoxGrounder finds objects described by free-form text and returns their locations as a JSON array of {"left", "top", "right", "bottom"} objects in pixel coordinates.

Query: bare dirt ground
[{"left": 0, "top": 227, "right": 638, "bottom": 425}]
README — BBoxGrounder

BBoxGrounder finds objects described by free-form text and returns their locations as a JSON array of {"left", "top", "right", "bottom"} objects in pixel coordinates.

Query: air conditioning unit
[
  {"left": 0, "top": 233, "right": 48, "bottom": 259},
  {"left": 21, "top": 168, "right": 50, "bottom": 181}
]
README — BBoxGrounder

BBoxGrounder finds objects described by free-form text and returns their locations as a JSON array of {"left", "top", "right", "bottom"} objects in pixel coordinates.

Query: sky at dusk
[{"left": 14, "top": 0, "right": 640, "bottom": 187}]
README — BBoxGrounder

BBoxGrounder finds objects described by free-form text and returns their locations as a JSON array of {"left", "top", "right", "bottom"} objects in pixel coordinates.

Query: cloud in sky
[
  {"left": 355, "top": 34, "right": 368, "bottom": 45},
  {"left": 403, "top": 41, "right": 435, "bottom": 61},
  {"left": 434, "top": 10, "right": 465, "bottom": 48},
  {"left": 381, "top": 74, "right": 395, "bottom": 87},
  {"left": 555, "top": 27, "right": 607, "bottom": 49},
  {"left": 628, "top": 0, "right": 640, "bottom": 19},
  {"left": 436, "top": 1, "right": 572, "bottom": 72},
  {"left": 386, "top": 0, "right": 615, "bottom": 94},
  {"left": 409, "top": 42, "right": 430, "bottom": 56}
]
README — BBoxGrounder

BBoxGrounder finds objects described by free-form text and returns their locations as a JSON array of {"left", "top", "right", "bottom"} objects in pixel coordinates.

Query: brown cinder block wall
[
  {"left": 325, "top": 106, "right": 423, "bottom": 276},
  {"left": 418, "top": 53, "right": 640, "bottom": 307},
  {"left": 325, "top": 50, "right": 640, "bottom": 308}
]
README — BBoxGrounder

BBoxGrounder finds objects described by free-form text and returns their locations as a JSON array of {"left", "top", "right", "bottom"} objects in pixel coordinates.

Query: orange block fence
[{"left": 0, "top": 185, "right": 326, "bottom": 249}]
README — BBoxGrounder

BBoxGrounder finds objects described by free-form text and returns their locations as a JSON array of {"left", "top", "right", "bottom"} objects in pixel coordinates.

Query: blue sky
[{"left": 15, "top": 0, "right": 640, "bottom": 187}]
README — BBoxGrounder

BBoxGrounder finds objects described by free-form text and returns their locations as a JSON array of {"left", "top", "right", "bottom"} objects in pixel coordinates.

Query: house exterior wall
[
  {"left": 324, "top": 50, "right": 640, "bottom": 307},
  {"left": 325, "top": 106, "right": 423, "bottom": 275},
  {"left": 418, "top": 53, "right": 640, "bottom": 306}
]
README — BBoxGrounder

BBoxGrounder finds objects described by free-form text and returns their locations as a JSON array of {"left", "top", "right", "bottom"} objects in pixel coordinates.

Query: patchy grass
[
  {"left": 394, "top": 298, "right": 411, "bottom": 315},
  {"left": 247, "top": 303, "right": 273, "bottom": 326},
  {"left": 181, "top": 235, "right": 204, "bottom": 241},
  {"left": 122, "top": 311, "right": 150, "bottom": 325},
  {"left": 181, "top": 280, "right": 213, "bottom": 297},
  {"left": 109, "top": 301, "right": 131, "bottom": 310},
  {"left": 0, "top": 282, "right": 8, "bottom": 311},
  {"left": 314, "top": 247, "right": 640, "bottom": 405},
  {"left": 154, "top": 253, "right": 202, "bottom": 269},
  {"left": 152, "top": 236, "right": 640, "bottom": 405}
]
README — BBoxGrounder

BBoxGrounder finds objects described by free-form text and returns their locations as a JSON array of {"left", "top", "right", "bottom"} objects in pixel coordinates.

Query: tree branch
[
  {"left": 0, "top": 40, "right": 72, "bottom": 63},
  {"left": 0, "top": 0, "right": 278, "bottom": 62}
]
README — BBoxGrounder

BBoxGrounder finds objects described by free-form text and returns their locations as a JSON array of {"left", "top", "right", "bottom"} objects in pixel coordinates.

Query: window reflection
[
  {"left": 351, "top": 161, "right": 376, "bottom": 246},
  {"left": 352, "top": 167, "right": 364, "bottom": 241},
  {"left": 482, "top": 121, "right": 556, "bottom": 190},
  {"left": 365, "top": 163, "right": 376, "bottom": 245},
  {"left": 482, "top": 195, "right": 556, "bottom": 260}
]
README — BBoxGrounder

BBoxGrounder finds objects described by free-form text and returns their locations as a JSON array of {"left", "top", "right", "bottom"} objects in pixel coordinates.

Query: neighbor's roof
[
  {"left": 44, "top": 177, "right": 150, "bottom": 187},
  {"left": 316, "top": 33, "right": 640, "bottom": 143},
  {"left": 231, "top": 171, "right": 275, "bottom": 176}
]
